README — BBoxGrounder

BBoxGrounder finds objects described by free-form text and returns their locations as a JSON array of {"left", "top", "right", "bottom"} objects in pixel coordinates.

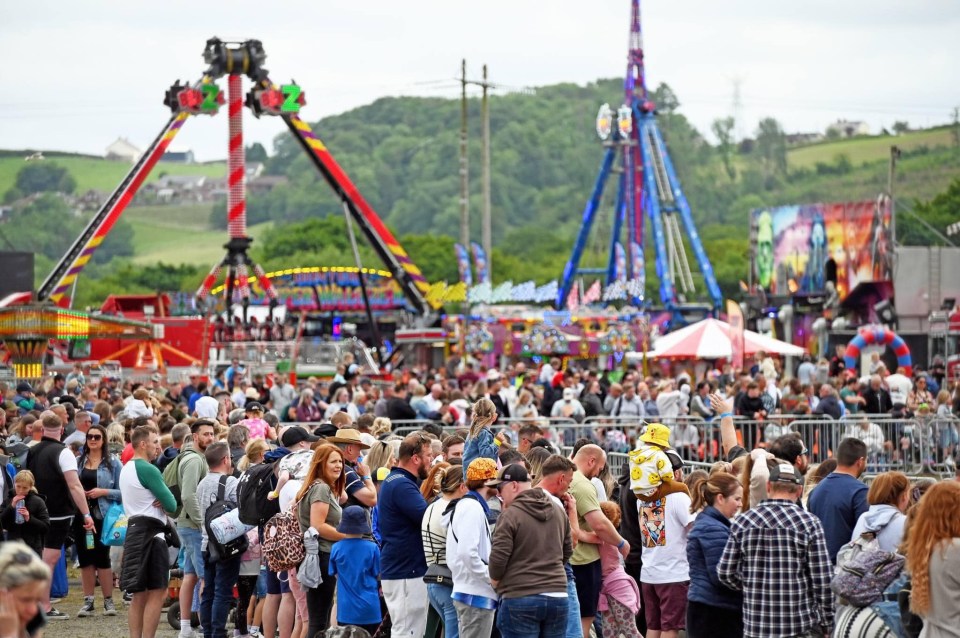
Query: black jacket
[
  {"left": 863, "top": 387, "right": 893, "bottom": 414},
  {"left": 617, "top": 462, "right": 644, "bottom": 567},
  {"left": 386, "top": 396, "right": 417, "bottom": 421},
  {"left": 1, "top": 491, "right": 50, "bottom": 556}
]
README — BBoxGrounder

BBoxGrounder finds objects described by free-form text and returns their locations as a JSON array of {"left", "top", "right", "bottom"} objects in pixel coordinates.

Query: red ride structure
[{"left": 36, "top": 38, "right": 436, "bottom": 323}]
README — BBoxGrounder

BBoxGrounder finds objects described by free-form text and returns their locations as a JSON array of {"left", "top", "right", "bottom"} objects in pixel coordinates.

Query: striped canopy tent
[{"left": 637, "top": 318, "right": 805, "bottom": 360}]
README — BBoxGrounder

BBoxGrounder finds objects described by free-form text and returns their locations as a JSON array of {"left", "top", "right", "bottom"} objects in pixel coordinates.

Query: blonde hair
[
  {"left": 468, "top": 398, "right": 497, "bottom": 438},
  {"left": 14, "top": 470, "right": 37, "bottom": 492},
  {"left": 237, "top": 439, "right": 270, "bottom": 472},
  {"left": 371, "top": 417, "right": 392, "bottom": 439},
  {"left": 0, "top": 541, "right": 51, "bottom": 589}
]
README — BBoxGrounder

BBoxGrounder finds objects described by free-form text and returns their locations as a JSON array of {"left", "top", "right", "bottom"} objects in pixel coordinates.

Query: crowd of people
[{"left": 0, "top": 351, "right": 959, "bottom": 638}]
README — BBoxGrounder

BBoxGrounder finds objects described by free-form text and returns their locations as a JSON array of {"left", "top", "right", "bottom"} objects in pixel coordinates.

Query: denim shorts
[{"left": 179, "top": 527, "right": 205, "bottom": 578}]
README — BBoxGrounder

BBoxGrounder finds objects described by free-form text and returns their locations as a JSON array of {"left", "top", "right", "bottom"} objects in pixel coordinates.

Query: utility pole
[
  {"left": 888, "top": 145, "right": 901, "bottom": 246},
  {"left": 459, "top": 59, "right": 470, "bottom": 252},
  {"left": 481, "top": 64, "right": 492, "bottom": 278}
]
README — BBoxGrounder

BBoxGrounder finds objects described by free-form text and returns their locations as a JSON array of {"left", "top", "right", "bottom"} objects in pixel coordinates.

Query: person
[
  {"left": 25, "top": 411, "right": 96, "bottom": 620},
  {"left": 551, "top": 387, "right": 586, "bottom": 422},
  {"left": 462, "top": 398, "right": 508, "bottom": 479},
  {"left": 445, "top": 458, "right": 500, "bottom": 638},
  {"left": 74, "top": 423, "right": 122, "bottom": 618},
  {"left": 296, "top": 444, "right": 346, "bottom": 638},
  {"left": 327, "top": 428, "right": 376, "bottom": 510},
  {"left": 195, "top": 442, "right": 241, "bottom": 638},
  {"left": 718, "top": 458, "right": 834, "bottom": 638},
  {"left": 0, "top": 470, "right": 50, "bottom": 557},
  {"left": 808, "top": 437, "right": 869, "bottom": 563},
  {"left": 488, "top": 463, "right": 572, "bottom": 638},
  {"left": 239, "top": 402, "right": 276, "bottom": 441},
  {"left": 637, "top": 449, "right": 693, "bottom": 638},
  {"left": 844, "top": 413, "right": 891, "bottom": 459},
  {"left": 379, "top": 433, "right": 434, "bottom": 638},
  {"left": 905, "top": 480, "right": 960, "bottom": 638},
  {"left": 120, "top": 425, "right": 179, "bottom": 638},
  {"left": 0, "top": 541, "right": 52, "bottom": 638},
  {"left": 329, "top": 505, "right": 382, "bottom": 635},
  {"left": 609, "top": 383, "right": 645, "bottom": 420},
  {"left": 569, "top": 444, "right": 630, "bottom": 638},
  {"left": 421, "top": 464, "right": 466, "bottom": 638},
  {"left": 536, "top": 455, "right": 584, "bottom": 638},
  {"left": 684, "top": 472, "right": 743, "bottom": 638},
  {"left": 176, "top": 420, "right": 215, "bottom": 638},
  {"left": 596, "top": 501, "right": 643, "bottom": 638},
  {"left": 441, "top": 435, "right": 465, "bottom": 464},
  {"left": 849, "top": 471, "right": 910, "bottom": 552},
  {"left": 813, "top": 383, "right": 843, "bottom": 420},
  {"left": 157, "top": 423, "right": 190, "bottom": 472}
]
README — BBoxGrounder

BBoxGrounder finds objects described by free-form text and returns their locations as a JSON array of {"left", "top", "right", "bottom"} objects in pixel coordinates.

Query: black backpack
[
  {"left": 237, "top": 462, "right": 279, "bottom": 527},
  {"left": 205, "top": 475, "right": 248, "bottom": 562}
]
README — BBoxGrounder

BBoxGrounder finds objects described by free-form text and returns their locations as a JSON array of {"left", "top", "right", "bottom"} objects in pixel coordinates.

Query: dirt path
[{"left": 49, "top": 580, "right": 179, "bottom": 638}]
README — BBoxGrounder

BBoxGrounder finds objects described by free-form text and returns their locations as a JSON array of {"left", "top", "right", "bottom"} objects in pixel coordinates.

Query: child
[
  {"left": 328, "top": 506, "right": 381, "bottom": 635},
  {"left": 235, "top": 528, "right": 262, "bottom": 638},
  {"left": 627, "top": 423, "right": 675, "bottom": 498},
  {"left": 597, "top": 501, "right": 642, "bottom": 638},
  {"left": 240, "top": 402, "right": 276, "bottom": 441},
  {"left": 0, "top": 470, "right": 50, "bottom": 556},
  {"left": 268, "top": 436, "right": 315, "bottom": 501},
  {"left": 461, "top": 398, "right": 508, "bottom": 479}
]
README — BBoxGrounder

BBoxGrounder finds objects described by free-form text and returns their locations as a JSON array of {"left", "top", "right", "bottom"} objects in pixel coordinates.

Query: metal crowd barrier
[{"left": 284, "top": 411, "right": 959, "bottom": 479}]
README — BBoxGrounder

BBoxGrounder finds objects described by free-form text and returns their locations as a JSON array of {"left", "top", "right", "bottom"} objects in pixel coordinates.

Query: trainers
[
  {"left": 47, "top": 608, "right": 70, "bottom": 620},
  {"left": 77, "top": 598, "right": 96, "bottom": 617},
  {"left": 122, "top": 591, "right": 133, "bottom": 605},
  {"left": 103, "top": 599, "right": 118, "bottom": 616}
]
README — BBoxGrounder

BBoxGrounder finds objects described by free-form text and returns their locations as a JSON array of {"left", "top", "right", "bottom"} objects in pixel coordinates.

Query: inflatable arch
[{"left": 843, "top": 327, "right": 912, "bottom": 377}]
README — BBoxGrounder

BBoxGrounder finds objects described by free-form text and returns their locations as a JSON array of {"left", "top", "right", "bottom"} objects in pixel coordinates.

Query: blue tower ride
[{"left": 556, "top": 0, "right": 723, "bottom": 317}]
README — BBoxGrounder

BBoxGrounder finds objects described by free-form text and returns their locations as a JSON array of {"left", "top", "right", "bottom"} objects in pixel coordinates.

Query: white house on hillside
[
  {"left": 826, "top": 119, "right": 869, "bottom": 138},
  {"left": 105, "top": 137, "right": 142, "bottom": 163}
]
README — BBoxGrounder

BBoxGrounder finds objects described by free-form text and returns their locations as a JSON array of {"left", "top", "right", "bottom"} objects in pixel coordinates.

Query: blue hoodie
[{"left": 849, "top": 504, "right": 906, "bottom": 553}]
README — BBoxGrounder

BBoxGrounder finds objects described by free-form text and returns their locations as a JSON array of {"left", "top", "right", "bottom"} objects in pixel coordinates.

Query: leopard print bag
[{"left": 262, "top": 480, "right": 318, "bottom": 572}]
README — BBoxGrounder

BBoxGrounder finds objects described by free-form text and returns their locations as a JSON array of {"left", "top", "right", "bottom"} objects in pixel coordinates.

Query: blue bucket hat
[{"left": 337, "top": 505, "right": 371, "bottom": 535}]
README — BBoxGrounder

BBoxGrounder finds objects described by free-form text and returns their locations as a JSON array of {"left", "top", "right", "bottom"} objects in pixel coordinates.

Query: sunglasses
[{"left": 87, "top": 435, "right": 103, "bottom": 441}]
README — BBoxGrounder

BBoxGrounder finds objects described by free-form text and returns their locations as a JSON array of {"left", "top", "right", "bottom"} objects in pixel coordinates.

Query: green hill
[
  {"left": 0, "top": 155, "right": 224, "bottom": 194},
  {"left": 3, "top": 78, "right": 958, "bottom": 309}
]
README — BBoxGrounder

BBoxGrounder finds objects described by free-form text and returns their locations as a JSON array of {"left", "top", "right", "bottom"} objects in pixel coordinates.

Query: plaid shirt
[{"left": 718, "top": 499, "right": 834, "bottom": 638}]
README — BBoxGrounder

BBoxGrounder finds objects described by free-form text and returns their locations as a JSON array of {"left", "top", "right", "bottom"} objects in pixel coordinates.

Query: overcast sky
[{"left": 2, "top": 0, "right": 958, "bottom": 161}]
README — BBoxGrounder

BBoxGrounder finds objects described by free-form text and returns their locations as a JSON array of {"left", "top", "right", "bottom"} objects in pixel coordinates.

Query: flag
[
  {"left": 614, "top": 243, "right": 627, "bottom": 282},
  {"left": 567, "top": 283, "right": 579, "bottom": 312},
  {"left": 470, "top": 242, "right": 490, "bottom": 284},
  {"left": 727, "top": 299, "right": 745, "bottom": 371},
  {"left": 454, "top": 243, "right": 473, "bottom": 286},
  {"left": 582, "top": 280, "right": 602, "bottom": 305}
]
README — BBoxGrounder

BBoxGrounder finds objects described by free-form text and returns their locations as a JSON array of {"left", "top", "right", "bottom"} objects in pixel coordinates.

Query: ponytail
[
  {"left": 468, "top": 398, "right": 497, "bottom": 439},
  {"left": 690, "top": 471, "right": 741, "bottom": 514}
]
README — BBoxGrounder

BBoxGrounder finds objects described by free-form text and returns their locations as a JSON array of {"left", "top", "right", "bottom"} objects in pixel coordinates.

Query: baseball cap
[
  {"left": 485, "top": 463, "right": 530, "bottom": 487},
  {"left": 769, "top": 461, "right": 804, "bottom": 486},
  {"left": 563, "top": 387, "right": 575, "bottom": 399},
  {"left": 281, "top": 426, "right": 320, "bottom": 448},
  {"left": 16, "top": 382, "right": 33, "bottom": 394},
  {"left": 244, "top": 401, "right": 264, "bottom": 413}
]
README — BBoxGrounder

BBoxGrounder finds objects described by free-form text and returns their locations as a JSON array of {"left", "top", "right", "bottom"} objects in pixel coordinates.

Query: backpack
[
  {"left": 162, "top": 450, "right": 188, "bottom": 516},
  {"left": 262, "top": 480, "right": 317, "bottom": 572},
  {"left": 237, "top": 461, "right": 279, "bottom": 526},
  {"left": 832, "top": 532, "right": 905, "bottom": 607},
  {"left": 204, "top": 475, "right": 249, "bottom": 563}
]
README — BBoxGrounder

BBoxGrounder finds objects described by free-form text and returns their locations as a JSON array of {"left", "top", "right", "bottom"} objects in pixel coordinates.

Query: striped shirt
[{"left": 717, "top": 499, "right": 834, "bottom": 638}]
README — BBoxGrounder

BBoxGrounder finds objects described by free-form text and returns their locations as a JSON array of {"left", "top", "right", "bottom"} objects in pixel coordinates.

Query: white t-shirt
[
  {"left": 49, "top": 448, "right": 79, "bottom": 521},
  {"left": 279, "top": 478, "right": 303, "bottom": 513},
  {"left": 638, "top": 490, "right": 693, "bottom": 584}
]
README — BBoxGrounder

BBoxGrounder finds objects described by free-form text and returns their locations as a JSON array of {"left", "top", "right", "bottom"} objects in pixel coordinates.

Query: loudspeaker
[
  {"left": 874, "top": 299, "right": 897, "bottom": 327},
  {"left": 0, "top": 252, "right": 34, "bottom": 299}
]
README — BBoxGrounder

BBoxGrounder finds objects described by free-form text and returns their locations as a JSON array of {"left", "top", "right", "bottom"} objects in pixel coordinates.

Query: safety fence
[{"left": 285, "top": 412, "right": 960, "bottom": 479}]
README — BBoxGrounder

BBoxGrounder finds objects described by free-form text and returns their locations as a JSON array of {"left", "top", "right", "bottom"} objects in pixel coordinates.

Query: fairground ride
[
  {"left": 36, "top": 37, "right": 437, "bottom": 323},
  {"left": 29, "top": 38, "right": 440, "bottom": 374},
  {"left": 557, "top": 0, "right": 722, "bottom": 322}
]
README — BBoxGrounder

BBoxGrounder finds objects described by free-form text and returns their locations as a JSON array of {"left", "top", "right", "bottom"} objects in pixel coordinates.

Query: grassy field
[
  {"left": 0, "top": 156, "right": 225, "bottom": 194},
  {"left": 122, "top": 204, "right": 272, "bottom": 265},
  {"left": 787, "top": 127, "right": 954, "bottom": 169}
]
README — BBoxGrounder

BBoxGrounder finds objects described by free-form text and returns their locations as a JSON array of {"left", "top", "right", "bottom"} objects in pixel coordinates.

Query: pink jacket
[{"left": 598, "top": 542, "right": 641, "bottom": 613}]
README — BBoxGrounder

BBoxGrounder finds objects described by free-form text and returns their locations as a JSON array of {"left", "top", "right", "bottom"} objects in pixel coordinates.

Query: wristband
[
  {"left": 617, "top": 539, "right": 626, "bottom": 550},
  {"left": 493, "top": 438, "right": 502, "bottom": 447},
  {"left": 84, "top": 513, "right": 93, "bottom": 519},
  {"left": 362, "top": 476, "right": 372, "bottom": 481},
  {"left": 720, "top": 412, "right": 733, "bottom": 419}
]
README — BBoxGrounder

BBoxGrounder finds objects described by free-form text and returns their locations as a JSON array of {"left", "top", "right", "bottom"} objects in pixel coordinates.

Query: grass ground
[
  {"left": 0, "top": 156, "right": 225, "bottom": 194},
  {"left": 123, "top": 204, "right": 272, "bottom": 265},
  {"left": 787, "top": 127, "right": 954, "bottom": 169}
]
